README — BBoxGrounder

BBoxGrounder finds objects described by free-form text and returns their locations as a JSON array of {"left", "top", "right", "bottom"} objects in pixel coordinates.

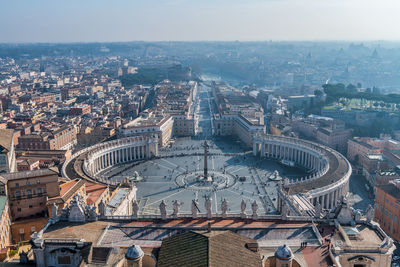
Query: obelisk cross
[{"left": 204, "top": 140, "right": 208, "bottom": 179}]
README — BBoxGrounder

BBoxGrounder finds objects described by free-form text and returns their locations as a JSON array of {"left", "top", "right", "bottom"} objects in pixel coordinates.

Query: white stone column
[
  {"left": 141, "top": 146, "right": 144, "bottom": 159},
  {"left": 260, "top": 142, "right": 265, "bottom": 157}
]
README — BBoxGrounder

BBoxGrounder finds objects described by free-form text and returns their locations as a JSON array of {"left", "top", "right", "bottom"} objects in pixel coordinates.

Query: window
[
  {"left": 27, "top": 189, "right": 32, "bottom": 198},
  {"left": 15, "top": 183, "right": 19, "bottom": 187},
  {"left": 37, "top": 188, "right": 42, "bottom": 196},
  {"left": 29, "top": 205, "right": 32, "bottom": 209},
  {"left": 15, "top": 191, "right": 21, "bottom": 200},
  {"left": 17, "top": 208, "right": 21, "bottom": 212}
]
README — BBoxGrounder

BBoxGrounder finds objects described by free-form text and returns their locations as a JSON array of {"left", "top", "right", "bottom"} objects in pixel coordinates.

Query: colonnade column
[{"left": 260, "top": 142, "right": 265, "bottom": 157}]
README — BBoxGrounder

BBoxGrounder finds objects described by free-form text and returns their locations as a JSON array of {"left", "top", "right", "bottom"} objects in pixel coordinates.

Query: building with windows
[
  {"left": 374, "top": 180, "right": 400, "bottom": 242},
  {"left": 0, "top": 169, "right": 60, "bottom": 243},
  {"left": 0, "top": 196, "right": 11, "bottom": 259},
  {"left": 18, "top": 125, "right": 77, "bottom": 151}
]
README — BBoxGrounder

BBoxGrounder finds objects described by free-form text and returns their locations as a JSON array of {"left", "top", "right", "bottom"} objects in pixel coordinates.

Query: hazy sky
[{"left": 1, "top": 0, "right": 400, "bottom": 42}]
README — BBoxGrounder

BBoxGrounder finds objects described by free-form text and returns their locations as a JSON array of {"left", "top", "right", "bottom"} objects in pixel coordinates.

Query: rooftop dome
[
  {"left": 125, "top": 245, "right": 144, "bottom": 261},
  {"left": 274, "top": 244, "right": 293, "bottom": 261}
]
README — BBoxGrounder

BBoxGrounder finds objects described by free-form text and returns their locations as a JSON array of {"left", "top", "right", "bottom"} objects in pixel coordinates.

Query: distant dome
[
  {"left": 274, "top": 244, "right": 293, "bottom": 261},
  {"left": 125, "top": 245, "right": 144, "bottom": 260}
]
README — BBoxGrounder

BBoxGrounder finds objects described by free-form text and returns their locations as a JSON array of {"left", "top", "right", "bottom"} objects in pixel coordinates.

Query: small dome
[
  {"left": 125, "top": 245, "right": 144, "bottom": 260},
  {"left": 274, "top": 244, "right": 293, "bottom": 261}
]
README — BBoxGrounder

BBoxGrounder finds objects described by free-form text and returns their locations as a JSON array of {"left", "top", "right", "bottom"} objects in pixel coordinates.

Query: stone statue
[
  {"left": 51, "top": 203, "right": 58, "bottom": 219},
  {"left": 69, "top": 195, "right": 86, "bottom": 222},
  {"left": 283, "top": 177, "right": 290, "bottom": 186},
  {"left": 315, "top": 202, "right": 322, "bottom": 218},
  {"left": 240, "top": 199, "right": 247, "bottom": 219},
  {"left": 365, "top": 204, "right": 374, "bottom": 222},
  {"left": 160, "top": 200, "right": 167, "bottom": 220},
  {"left": 172, "top": 200, "right": 180, "bottom": 218},
  {"left": 205, "top": 197, "right": 212, "bottom": 218},
  {"left": 251, "top": 200, "right": 259, "bottom": 220},
  {"left": 355, "top": 210, "right": 361, "bottom": 222},
  {"left": 191, "top": 200, "right": 199, "bottom": 218},
  {"left": 19, "top": 251, "right": 28, "bottom": 264},
  {"left": 98, "top": 200, "right": 106, "bottom": 217},
  {"left": 132, "top": 201, "right": 139, "bottom": 218},
  {"left": 221, "top": 199, "right": 228, "bottom": 218},
  {"left": 87, "top": 205, "right": 98, "bottom": 221},
  {"left": 60, "top": 204, "right": 69, "bottom": 220}
]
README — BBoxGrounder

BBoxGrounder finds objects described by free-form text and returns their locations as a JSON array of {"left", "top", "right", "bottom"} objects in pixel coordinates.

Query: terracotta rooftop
[
  {"left": 86, "top": 182, "right": 107, "bottom": 205},
  {"left": 47, "top": 178, "right": 86, "bottom": 205}
]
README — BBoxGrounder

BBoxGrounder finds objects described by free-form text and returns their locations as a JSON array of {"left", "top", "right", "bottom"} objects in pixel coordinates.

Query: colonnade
[
  {"left": 255, "top": 141, "right": 325, "bottom": 172},
  {"left": 253, "top": 134, "right": 351, "bottom": 210},
  {"left": 89, "top": 144, "right": 149, "bottom": 175},
  {"left": 83, "top": 136, "right": 159, "bottom": 178},
  {"left": 310, "top": 181, "right": 349, "bottom": 210}
]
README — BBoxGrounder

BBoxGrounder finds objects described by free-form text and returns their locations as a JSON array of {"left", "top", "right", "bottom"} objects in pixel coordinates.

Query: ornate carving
[{"left": 68, "top": 195, "right": 86, "bottom": 222}]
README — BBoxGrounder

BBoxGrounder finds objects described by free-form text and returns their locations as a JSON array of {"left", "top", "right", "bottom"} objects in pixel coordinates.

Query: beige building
[
  {"left": 0, "top": 129, "right": 17, "bottom": 174},
  {"left": 18, "top": 125, "right": 77, "bottom": 151},
  {"left": 0, "top": 196, "right": 11, "bottom": 253},
  {"left": 214, "top": 114, "right": 265, "bottom": 146},
  {"left": 0, "top": 169, "right": 60, "bottom": 243}
]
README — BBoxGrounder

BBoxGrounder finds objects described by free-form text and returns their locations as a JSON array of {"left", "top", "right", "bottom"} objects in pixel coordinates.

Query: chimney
[{"left": 207, "top": 220, "right": 211, "bottom": 232}]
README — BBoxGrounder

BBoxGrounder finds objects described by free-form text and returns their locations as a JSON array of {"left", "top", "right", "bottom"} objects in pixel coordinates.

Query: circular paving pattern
[
  {"left": 175, "top": 170, "right": 237, "bottom": 191},
  {"left": 98, "top": 138, "right": 307, "bottom": 216}
]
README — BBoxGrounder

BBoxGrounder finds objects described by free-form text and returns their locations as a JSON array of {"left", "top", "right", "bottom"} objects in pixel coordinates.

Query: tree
[
  {"left": 372, "top": 86, "right": 381, "bottom": 94},
  {"left": 314, "top": 89, "right": 323, "bottom": 96},
  {"left": 346, "top": 84, "right": 357, "bottom": 93}
]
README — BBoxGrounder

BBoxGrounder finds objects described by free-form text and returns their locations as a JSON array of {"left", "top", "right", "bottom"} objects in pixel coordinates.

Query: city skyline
[{"left": 1, "top": 0, "right": 400, "bottom": 43}]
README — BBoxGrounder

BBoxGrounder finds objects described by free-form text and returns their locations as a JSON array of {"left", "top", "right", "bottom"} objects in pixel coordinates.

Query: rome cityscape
[{"left": 1, "top": 1, "right": 400, "bottom": 267}]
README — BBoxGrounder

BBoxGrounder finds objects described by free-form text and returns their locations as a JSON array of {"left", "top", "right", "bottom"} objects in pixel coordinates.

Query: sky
[{"left": 1, "top": 0, "right": 400, "bottom": 43}]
